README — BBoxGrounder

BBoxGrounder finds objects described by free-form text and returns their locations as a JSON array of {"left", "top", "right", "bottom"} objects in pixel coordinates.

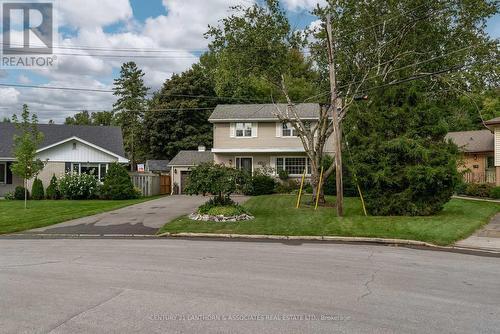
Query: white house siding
[
  {"left": 36, "top": 139, "right": 119, "bottom": 163},
  {"left": 495, "top": 127, "right": 500, "bottom": 167}
]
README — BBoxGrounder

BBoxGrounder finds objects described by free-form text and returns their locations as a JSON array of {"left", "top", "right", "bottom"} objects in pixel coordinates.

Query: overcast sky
[{"left": 0, "top": 0, "right": 498, "bottom": 123}]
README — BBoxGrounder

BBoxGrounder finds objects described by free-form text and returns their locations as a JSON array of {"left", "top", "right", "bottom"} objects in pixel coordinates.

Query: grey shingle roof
[
  {"left": 209, "top": 103, "right": 321, "bottom": 122},
  {"left": 446, "top": 130, "right": 494, "bottom": 153},
  {"left": 0, "top": 123, "right": 126, "bottom": 158},
  {"left": 146, "top": 160, "right": 170, "bottom": 172},
  {"left": 485, "top": 117, "right": 500, "bottom": 126},
  {"left": 168, "top": 151, "right": 214, "bottom": 167}
]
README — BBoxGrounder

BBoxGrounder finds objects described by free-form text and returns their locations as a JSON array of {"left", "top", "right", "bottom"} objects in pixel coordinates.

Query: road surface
[{"left": 0, "top": 239, "right": 499, "bottom": 333}]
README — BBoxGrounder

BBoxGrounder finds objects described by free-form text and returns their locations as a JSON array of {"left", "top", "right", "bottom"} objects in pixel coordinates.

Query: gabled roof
[
  {"left": 169, "top": 151, "right": 214, "bottom": 167},
  {"left": 209, "top": 103, "right": 321, "bottom": 122},
  {"left": 146, "top": 160, "right": 170, "bottom": 172},
  {"left": 0, "top": 123, "right": 126, "bottom": 158},
  {"left": 446, "top": 130, "right": 494, "bottom": 153}
]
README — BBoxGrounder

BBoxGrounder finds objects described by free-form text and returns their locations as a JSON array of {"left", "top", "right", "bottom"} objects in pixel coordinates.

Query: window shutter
[
  {"left": 252, "top": 123, "right": 258, "bottom": 138},
  {"left": 6, "top": 162, "right": 12, "bottom": 185},
  {"left": 230, "top": 123, "right": 235, "bottom": 138},
  {"left": 276, "top": 123, "right": 282, "bottom": 137}
]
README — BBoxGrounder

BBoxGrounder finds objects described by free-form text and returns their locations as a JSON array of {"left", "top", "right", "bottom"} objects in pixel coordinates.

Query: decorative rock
[{"left": 189, "top": 213, "right": 255, "bottom": 222}]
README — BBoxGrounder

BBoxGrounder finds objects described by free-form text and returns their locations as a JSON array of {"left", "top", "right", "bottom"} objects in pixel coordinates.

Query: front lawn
[
  {"left": 159, "top": 195, "right": 500, "bottom": 246},
  {"left": 0, "top": 197, "right": 158, "bottom": 235}
]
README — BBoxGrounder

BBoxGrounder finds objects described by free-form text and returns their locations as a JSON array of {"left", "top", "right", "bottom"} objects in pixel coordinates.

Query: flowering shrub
[{"left": 59, "top": 173, "right": 100, "bottom": 200}]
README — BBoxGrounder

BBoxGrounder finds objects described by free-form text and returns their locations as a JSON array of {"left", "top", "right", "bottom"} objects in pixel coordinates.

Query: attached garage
[{"left": 168, "top": 148, "right": 214, "bottom": 195}]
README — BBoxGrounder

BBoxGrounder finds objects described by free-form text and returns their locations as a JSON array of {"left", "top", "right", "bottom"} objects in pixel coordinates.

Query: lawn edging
[{"left": 157, "top": 232, "right": 500, "bottom": 256}]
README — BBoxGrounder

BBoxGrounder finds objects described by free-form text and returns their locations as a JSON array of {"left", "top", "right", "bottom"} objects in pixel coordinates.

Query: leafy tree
[
  {"left": 113, "top": 62, "right": 149, "bottom": 170},
  {"left": 344, "top": 86, "right": 460, "bottom": 216},
  {"left": 144, "top": 55, "right": 217, "bottom": 159},
  {"left": 205, "top": 0, "right": 319, "bottom": 101},
  {"left": 11, "top": 105, "right": 45, "bottom": 208},
  {"left": 101, "top": 163, "right": 138, "bottom": 200},
  {"left": 185, "top": 163, "right": 244, "bottom": 203},
  {"left": 31, "top": 178, "right": 44, "bottom": 200},
  {"left": 65, "top": 110, "right": 114, "bottom": 126}
]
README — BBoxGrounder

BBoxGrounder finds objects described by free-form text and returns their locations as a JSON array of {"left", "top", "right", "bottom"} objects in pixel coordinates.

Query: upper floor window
[
  {"left": 282, "top": 123, "right": 297, "bottom": 137},
  {"left": 236, "top": 122, "right": 253, "bottom": 137}
]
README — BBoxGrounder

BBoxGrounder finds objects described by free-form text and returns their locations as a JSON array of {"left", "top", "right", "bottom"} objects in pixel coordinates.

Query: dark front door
[
  {"left": 180, "top": 171, "right": 191, "bottom": 194},
  {"left": 237, "top": 157, "right": 253, "bottom": 174}
]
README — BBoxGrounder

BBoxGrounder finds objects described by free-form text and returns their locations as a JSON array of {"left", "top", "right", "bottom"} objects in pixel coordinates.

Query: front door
[{"left": 236, "top": 157, "right": 253, "bottom": 174}]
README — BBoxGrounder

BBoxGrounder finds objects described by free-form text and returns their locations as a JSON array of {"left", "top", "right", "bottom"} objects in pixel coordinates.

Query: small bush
[
  {"left": 4, "top": 192, "right": 15, "bottom": 200},
  {"left": 454, "top": 180, "right": 467, "bottom": 195},
  {"left": 275, "top": 179, "right": 299, "bottom": 194},
  {"left": 101, "top": 163, "right": 138, "bottom": 200},
  {"left": 198, "top": 197, "right": 236, "bottom": 213},
  {"left": 46, "top": 174, "right": 60, "bottom": 200},
  {"left": 247, "top": 174, "right": 276, "bottom": 196},
  {"left": 14, "top": 186, "right": 29, "bottom": 200},
  {"left": 489, "top": 187, "right": 500, "bottom": 199},
  {"left": 31, "top": 178, "right": 44, "bottom": 200},
  {"left": 465, "top": 183, "right": 493, "bottom": 198},
  {"left": 59, "top": 173, "right": 99, "bottom": 200},
  {"left": 278, "top": 169, "right": 289, "bottom": 181}
]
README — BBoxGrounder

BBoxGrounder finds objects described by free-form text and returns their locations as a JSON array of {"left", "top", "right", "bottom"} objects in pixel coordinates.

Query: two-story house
[{"left": 169, "top": 104, "right": 334, "bottom": 194}]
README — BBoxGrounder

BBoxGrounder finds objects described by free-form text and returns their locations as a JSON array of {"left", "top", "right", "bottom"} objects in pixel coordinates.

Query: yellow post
[
  {"left": 296, "top": 169, "right": 306, "bottom": 209},
  {"left": 357, "top": 184, "right": 368, "bottom": 216},
  {"left": 315, "top": 167, "right": 324, "bottom": 210}
]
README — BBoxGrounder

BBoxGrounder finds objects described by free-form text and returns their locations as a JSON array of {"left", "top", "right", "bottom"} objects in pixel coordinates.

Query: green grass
[
  {"left": 0, "top": 197, "right": 160, "bottom": 235},
  {"left": 159, "top": 195, "right": 500, "bottom": 246}
]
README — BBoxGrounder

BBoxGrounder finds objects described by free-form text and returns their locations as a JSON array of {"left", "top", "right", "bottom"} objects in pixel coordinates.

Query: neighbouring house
[
  {"left": 145, "top": 160, "right": 170, "bottom": 174},
  {"left": 485, "top": 117, "right": 500, "bottom": 186},
  {"left": 0, "top": 123, "right": 128, "bottom": 197},
  {"left": 446, "top": 130, "right": 496, "bottom": 184},
  {"left": 169, "top": 147, "right": 214, "bottom": 194}
]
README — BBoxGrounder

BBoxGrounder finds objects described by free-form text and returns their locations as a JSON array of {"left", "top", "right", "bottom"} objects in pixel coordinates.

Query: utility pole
[{"left": 326, "top": 13, "right": 344, "bottom": 217}]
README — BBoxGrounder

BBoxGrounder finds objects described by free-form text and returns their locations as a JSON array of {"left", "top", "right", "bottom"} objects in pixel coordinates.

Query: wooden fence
[
  {"left": 462, "top": 171, "right": 496, "bottom": 184},
  {"left": 130, "top": 173, "right": 170, "bottom": 197}
]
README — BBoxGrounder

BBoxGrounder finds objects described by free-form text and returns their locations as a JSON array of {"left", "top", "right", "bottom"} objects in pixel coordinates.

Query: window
[
  {"left": 487, "top": 156, "right": 495, "bottom": 169},
  {"left": 70, "top": 163, "right": 108, "bottom": 181},
  {"left": 235, "top": 123, "right": 253, "bottom": 137},
  {"left": 276, "top": 157, "right": 311, "bottom": 175},
  {"left": 0, "top": 163, "right": 5, "bottom": 184},
  {"left": 282, "top": 123, "right": 297, "bottom": 137}
]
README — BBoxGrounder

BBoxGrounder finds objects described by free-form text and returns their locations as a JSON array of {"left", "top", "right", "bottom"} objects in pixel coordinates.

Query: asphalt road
[{"left": 1, "top": 239, "right": 499, "bottom": 334}]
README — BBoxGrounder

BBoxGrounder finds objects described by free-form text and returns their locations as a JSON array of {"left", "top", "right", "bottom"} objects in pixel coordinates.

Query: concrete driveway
[{"left": 22, "top": 196, "right": 247, "bottom": 236}]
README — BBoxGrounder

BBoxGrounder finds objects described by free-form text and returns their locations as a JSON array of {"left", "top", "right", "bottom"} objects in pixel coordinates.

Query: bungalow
[{"left": 0, "top": 123, "right": 128, "bottom": 197}]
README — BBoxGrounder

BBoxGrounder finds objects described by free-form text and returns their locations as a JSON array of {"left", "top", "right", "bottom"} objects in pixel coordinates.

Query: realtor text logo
[{"left": 1, "top": 1, "right": 57, "bottom": 68}]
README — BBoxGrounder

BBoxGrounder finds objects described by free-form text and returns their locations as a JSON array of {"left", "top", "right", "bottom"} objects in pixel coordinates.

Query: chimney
[{"left": 198, "top": 145, "right": 206, "bottom": 152}]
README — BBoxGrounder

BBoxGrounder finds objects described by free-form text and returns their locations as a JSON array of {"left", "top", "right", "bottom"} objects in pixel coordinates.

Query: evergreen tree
[{"left": 113, "top": 62, "right": 149, "bottom": 170}]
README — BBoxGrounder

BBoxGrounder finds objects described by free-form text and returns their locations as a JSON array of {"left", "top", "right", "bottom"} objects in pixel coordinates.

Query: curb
[{"left": 157, "top": 232, "right": 500, "bottom": 256}]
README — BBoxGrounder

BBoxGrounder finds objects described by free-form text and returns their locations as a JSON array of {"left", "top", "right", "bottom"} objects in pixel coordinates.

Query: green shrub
[
  {"left": 247, "top": 174, "right": 276, "bottom": 196},
  {"left": 59, "top": 173, "right": 99, "bottom": 200},
  {"left": 454, "top": 180, "right": 468, "bottom": 195},
  {"left": 198, "top": 197, "right": 236, "bottom": 213},
  {"left": 275, "top": 179, "right": 299, "bottom": 194},
  {"left": 465, "top": 183, "right": 492, "bottom": 198},
  {"left": 186, "top": 163, "right": 244, "bottom": 202},
  {"left": 489, "top": 186, "right": 500, "bottom": 199},
  {"left": 31, "top": 178, "right": 44, "bottom": 200},
  {"left": 101, "top": 163, "right": 138, "bottom": 200},
  {"left": 14, "top": 186, "right": 29, "bottom": 200},
  {"left": 4, "top": 192, "right": 15, "bottom": 200},
  {"left": 46, "top": 174, "right": 60, "bottom": 200},
  {"left": 278, "top": 169, "right": 289, "bottom": 181}
]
